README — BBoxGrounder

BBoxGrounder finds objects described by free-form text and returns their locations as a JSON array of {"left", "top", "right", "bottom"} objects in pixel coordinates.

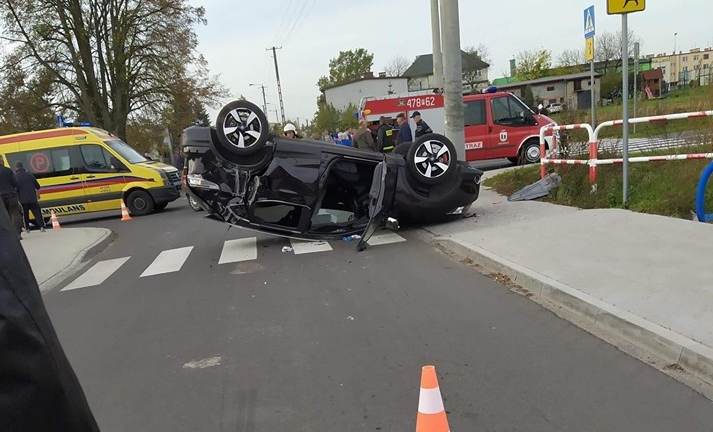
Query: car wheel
[
  {"left": 406, "top": 133, "right": 456, "bottom": 185},
  {"left": 520, "top": 139, "right": 541, "bottom": 164},
  {"left": 126, "top": 190, "right": 155, "bottom": 216},
  {"left": 188, "top": 194, "right": 203, "bottom": 212},
  {"left": 215, "top": 100, "right": 269, "bottom": 157}
]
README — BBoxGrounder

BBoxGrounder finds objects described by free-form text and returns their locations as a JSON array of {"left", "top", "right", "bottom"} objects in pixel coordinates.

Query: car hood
[
  {"left": 136, "top": 161, "right": 177, "bottom": 172},
  {"left": 536, "top": 114, "right": 556, "bottom": 126}
]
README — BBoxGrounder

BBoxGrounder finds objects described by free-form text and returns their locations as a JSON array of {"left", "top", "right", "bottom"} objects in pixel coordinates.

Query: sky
[{"left": 192, "top": 0, "right": 713, "bottom": 125}]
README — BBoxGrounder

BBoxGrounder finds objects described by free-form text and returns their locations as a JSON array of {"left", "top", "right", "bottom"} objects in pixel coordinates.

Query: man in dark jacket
[
  {"left": 15, "top": 162, "right": 45, "bottom": 232},
  {"left": 0, "top": 158, "right": 22, "bottom": 239},
  {"left": 395, "top": 113, "right": 413, "bottom": 144},
  {"left": 375, "top": 116, "right": 394, "bottom": 152},
  {"left": 411, "top": 111, "right": 433, "bottom": 139},
  {"left": 0, "top": 200, "right": 100, "bottom": 432}
]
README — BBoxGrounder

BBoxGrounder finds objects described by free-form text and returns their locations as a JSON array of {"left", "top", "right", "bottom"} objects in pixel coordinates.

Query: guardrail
[{"left": 539, "top": 111, "right": 713, "bottom": 187}]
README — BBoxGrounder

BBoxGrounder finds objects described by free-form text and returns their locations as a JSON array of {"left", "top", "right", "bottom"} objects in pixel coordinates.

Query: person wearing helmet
[{"left": 283, "top": 123, "right": 300, "bottom": 139}]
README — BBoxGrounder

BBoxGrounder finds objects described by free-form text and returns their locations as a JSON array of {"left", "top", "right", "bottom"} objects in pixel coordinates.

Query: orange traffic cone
[
  {"left": 120, "top": 200, "right": 133, "bottom": 221},
  {"left": 50, "top": 210, "right": 61, "bottom": 230},
  {"left": 416, "top": 365, "right": 450, "bottom": 432}
]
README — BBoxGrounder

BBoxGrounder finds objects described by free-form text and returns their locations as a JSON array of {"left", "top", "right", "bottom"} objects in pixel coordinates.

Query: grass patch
[
  {"left": 484, "top": 144, "right": 713, "bottom": 219},
  {"left": 550, "top": 86, "right": 713, "bottom": 141}
]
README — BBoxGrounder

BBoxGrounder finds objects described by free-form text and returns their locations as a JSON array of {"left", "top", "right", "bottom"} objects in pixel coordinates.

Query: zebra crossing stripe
[
  {"left": 140, "top": 246, "right": 194, "bottom": 277},
  {"left": 62, "top": 257, "right": 131, "bottom": 291},
  {"left": 290, "top": 239, "right": 333, "bottom": 255},
  {"left": 219, "top": 238, "right": 257, "bottom": 264}
]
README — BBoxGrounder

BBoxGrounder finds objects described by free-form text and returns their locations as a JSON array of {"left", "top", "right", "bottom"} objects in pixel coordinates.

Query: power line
[{"left": 281, "top": 0, "right": 315, "bottom": 46}]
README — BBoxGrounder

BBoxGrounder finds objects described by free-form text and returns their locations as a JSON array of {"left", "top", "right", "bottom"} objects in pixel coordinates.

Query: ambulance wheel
[
  {"left": 215, "top": 100, "right": 269, "bottom": 157},
  {"left": 126, "top": 190, "right": 155, "bottom": 216},
  {"left": 406, "top": 134, "right": 456, "bottom": 186}
]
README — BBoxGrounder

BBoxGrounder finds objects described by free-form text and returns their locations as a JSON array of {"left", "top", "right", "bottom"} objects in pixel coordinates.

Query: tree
[
  {"left": 339, "top": 104, "right": 358, "bottom": 130},
  {"left": 0, "top": 55, "right": 55, "bottom": 134},
  {"left": 463, "top": 45, "right": 490, "bottom": 92},
  {"left": 465, "top": 43, "right": 491, "bottom": 65},
  {"left": 384, "top": 56, "right": 410, "bottom": 77},
  {"left": 317, "top": 48, "right": 374, "bottom": 90},
  {"left": 313, "top": 101, "right": 340, "bottom": 134},
  {"left": 596, "top": 30, "right": 641, "bottom": 75},
  {"left": 0, "top": 0, "right": 221, "bottom": 140},
  {"left": 514, "top": 49, "right": 552, "bottom": 81},
  {"left": 558, "top": 49, "right": 584, "bottom": 67}
]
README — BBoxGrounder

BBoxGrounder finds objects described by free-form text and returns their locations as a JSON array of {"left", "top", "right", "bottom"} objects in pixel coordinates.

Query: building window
[
  {"left": 546, "top": 86, "right": 555, "bottom": 91},
  {"left": 683, "top": 56, "right": 688, "bottom": 62},
  {"left": 704, "top": 54, "right": 710, "bottom": 60},
  {"left": 694, "top": 55, "right": 699, "bottom": 61}
]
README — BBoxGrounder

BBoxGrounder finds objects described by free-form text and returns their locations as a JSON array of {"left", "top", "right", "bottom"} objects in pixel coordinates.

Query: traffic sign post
[
  {"left": 607, "top": 0, "right": 646, "bottom": 207},
  {"left": 584, "top": 6, "right": 596, "bottom": 127}
]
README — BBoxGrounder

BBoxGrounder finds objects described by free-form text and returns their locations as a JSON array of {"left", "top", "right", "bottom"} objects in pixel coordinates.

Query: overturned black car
[{"left": 182, "top": 100, "right": 482, "bottom": 250}]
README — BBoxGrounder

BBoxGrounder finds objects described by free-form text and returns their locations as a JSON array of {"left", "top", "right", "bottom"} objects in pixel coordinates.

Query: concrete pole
[
  {"left": 621, "top": 14, "right": 630, "bottom": 207},
  {"left": 430, "top": 0, "right": 444, "bottom": 89},
  {"left": 439, "top": 0, "right": 465, "bottom": 161}
]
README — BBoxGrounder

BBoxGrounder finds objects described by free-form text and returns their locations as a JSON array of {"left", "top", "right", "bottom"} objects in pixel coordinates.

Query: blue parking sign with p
[{"left": 584, "top": 6, "right": 595, "bottom": 38}]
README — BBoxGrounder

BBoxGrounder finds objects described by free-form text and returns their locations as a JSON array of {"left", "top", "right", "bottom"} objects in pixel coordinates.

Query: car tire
[
  {"left": 406, "top": 133, "right": 457, "bottom": 185},
  {"left": 126, "top": 190, "right": 155, "bottom": 216},
  {"left": 188, "top": 194, "right": 203, "bottom": 212},
  {"left": 215, "top": 100, "right": 269, "bottom": 157},
  {"left": 154, "top": 202, "right": 168, "bottom": 211},
  {"left": 520, "top": 139, "right": 541, "bottom": 164}
]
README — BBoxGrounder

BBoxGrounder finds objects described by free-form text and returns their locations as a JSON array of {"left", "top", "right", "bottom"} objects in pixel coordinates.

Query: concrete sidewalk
[
  {"left": 426, "top": 181, "right": 713, "bottom": 398},
  {"left": 21, "top": 228, "right": 112, "bottom": 292}
]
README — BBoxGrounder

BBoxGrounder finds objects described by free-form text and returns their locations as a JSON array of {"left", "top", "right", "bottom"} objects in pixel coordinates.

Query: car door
[
  {"left": 5, "top": 146, "right": 87, "bottom": 218},
  {"left": 463, "top": 99, "right": 493, "bottom": 160},
  {"left": 356, "top": 161, "right": 397, "bottom": 251},
  {"left": 78, "top": 144, "right": 128, "bottom": 213},
  {"left": 489, "top": 95, "right": 536, "bottom": 159}
]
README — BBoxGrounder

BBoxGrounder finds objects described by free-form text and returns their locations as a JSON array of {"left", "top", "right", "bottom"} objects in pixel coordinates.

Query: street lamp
[{"left": 249, "top": 83, "right": 268, "bottom": 115}]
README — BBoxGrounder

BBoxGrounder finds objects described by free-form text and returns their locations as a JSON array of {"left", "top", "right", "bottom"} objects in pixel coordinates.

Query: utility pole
[
  {"left": 633, "top": 42, "right": 640, "bottom": 133},
  {"left": 439, "top": 0, "right": 465, "bottom": 160},
  {"left": 430, "top": 0, "right": 444, "bottom": 89},
  {"left": 267, "top": 46, "right": 286, "bottom": 123},
  {"left": 249, "top": 83, "right": 268, "bottom": 116}
]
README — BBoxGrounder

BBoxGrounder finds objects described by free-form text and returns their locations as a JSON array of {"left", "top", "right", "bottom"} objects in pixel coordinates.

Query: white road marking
[
  {"left": 367, "top": 232, "right": 407, "bottom": 246},
  {"left": 140, "top": 247, "right": 193, "bottom": 277},
  {"left": 290, "top": 239, "right": 333, "bottom": 255},
  {"left": 62, "top": 257, "right": 131, "bottom": 291},
  {"left": 183, "top": 356, "right": 222, "bottom": 369},
  {"left": 218, "top": 238, "right": 257, "bottom": 264}
]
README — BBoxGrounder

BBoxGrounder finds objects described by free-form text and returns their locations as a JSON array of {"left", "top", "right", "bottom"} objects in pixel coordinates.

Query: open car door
[{"left": 357, "top": 161, "right": 396, "bottom": 251}]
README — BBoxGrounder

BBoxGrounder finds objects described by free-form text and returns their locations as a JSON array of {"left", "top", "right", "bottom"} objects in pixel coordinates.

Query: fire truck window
[
  {"left": 464, "top": 100, "right": 486, "bottom": 126},
  {"left": 491, "top": 97, "right": 513, "bottom": 124}
]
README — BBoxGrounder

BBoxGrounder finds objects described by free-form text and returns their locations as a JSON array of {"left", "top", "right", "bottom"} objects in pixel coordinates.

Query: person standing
[
  {"left": 411, "top": 111, "right": 433, "bottom": 139},
  {"left": 0, "top": 158, "right": 22, "bottom": 239},
  {"left": 375, "top": 116, "right": 392, "bottom": 152},
  {"left": 353, "top": 120, "right": 376, "bottom": 151},
  {"left": 395, "top": 113, "right": 413, "bottom": 144},
  {"left": 172, "top": 148, "right": 185, "bottom": 172},
  {"left": 14, "top": 162, "right": 45, "bottom": 232}
]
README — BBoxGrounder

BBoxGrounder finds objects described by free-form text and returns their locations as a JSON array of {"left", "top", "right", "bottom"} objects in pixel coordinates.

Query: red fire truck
[{"left": 360, "top": 89, "right": 557, "bottom": 164}]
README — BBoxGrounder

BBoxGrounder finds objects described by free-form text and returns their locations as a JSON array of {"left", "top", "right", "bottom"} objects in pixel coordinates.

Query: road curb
[
  {"left": 39, "top": 228, "right": 114, "bottom": 293},
  {"left": 433, "top": 236, "right": 713, "bottom": 399}
]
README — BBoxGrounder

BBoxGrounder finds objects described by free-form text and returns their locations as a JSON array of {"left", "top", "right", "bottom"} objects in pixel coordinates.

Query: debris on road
[
  {"left": 508, "top": 173, "right": 561, "bottom": 201},
  {"left": 281, "top": 246, "right": 293, "bottom": 253},
  {"left": 342, "top": 234, "right": 362, "bottom": 241},
  {"left": 183, "top": 356, "right": 222, "bottom": 369}
]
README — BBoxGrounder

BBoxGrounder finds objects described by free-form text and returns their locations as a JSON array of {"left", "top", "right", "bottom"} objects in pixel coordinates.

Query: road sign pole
[
  {"left": 591, "top": 59, "right": 596, "bottom": 127},
  {"left": 633, "top": 42, "right": 640, "bottom": 133},
  {"left": 622, "top": 13, "right": 630, "bottom": 207}
]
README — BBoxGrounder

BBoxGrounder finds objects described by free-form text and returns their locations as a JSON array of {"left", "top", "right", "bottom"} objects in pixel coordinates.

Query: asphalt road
[{"left": 43, "top": 199, "right": 713, "bottom": 431}]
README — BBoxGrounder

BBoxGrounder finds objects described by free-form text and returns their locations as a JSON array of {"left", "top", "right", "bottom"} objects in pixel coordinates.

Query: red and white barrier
[{"left": 539, "top": 110, "right": 713, "bottom": 185}]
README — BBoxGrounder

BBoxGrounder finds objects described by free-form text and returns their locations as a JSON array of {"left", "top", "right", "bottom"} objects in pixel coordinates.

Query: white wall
[{"left": 324, "top": 78, "right": 408, "bottom": 112}]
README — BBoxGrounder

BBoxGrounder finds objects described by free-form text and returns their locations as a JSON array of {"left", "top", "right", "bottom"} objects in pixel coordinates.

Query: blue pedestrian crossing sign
[{"left": 584, "top": 6, "right": 596, "bottom": 38}]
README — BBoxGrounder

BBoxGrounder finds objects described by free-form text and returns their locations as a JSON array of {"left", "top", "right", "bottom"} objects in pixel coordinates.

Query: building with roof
[
  {"left": 322, "top": 75, "right": 408, "bottom": 113},
  {"left": 651, "top": 47, "right": 713, "bottom": 88},
  {"left": 640, "top": 68, "right": 664, "bottom": 98},
  {"left": 402, "top": 51, "right": 489, "bottom": 92},
  {"left": 497, "top": 71, "right": 601, "bottom": 111}
]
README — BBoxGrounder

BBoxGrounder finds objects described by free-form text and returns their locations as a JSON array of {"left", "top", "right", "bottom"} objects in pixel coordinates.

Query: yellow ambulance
[{"left": 0, "top": 127, "right": 181, "bottom": 218}]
